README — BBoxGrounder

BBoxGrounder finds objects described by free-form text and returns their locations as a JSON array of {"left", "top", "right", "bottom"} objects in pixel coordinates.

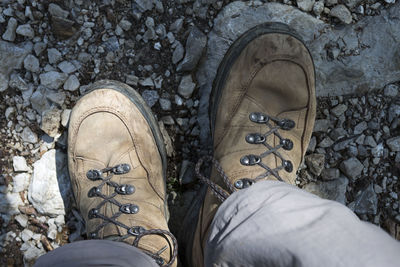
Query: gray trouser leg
[
  {"left": 205, "top": 180, "right": 400, "bottom": 267},
  {"left": 34, "top": 240, "right": 158, "bottom": 267}
]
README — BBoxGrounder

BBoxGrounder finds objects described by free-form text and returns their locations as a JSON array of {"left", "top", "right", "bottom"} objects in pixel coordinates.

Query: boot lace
[
  {"left": 196, "top": 112, "right": 295, "bottom": 202},
  {"left": 85, "top": 164, "right": 177, "bottom": 267}
]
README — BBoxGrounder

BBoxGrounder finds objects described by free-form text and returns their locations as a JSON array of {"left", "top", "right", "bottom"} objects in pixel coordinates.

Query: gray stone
[
  {"left": 343, "top": 0, "right": 363, "bottom": 8},
  {"left": 39, "top": 71, "right": 68, "bottom": 89},
  {"left": 21, "top": 127, "right": 38, "bottom": 143},
  {"left": 28, "top": 149, "right": 69, "bottom": 216},
  {"left": 297, "top": 0, "right": 315, "bottom": 12},
  {"left": 21, "top": 229, "right": 34, "bottom": 242},
  {"left": 313, "top": 119, "right": 330, "bottom": 132},
  {"left": 159, "top": 98, "right": 172, "bottom": 111},
  {"left": 177, "top": 26, "right": 207, "bottom": 72},
  {"left": 133, "top": 0, "right": 155, "bottom": 12},
  {"left": 16, "top": 24, "right": 35, "bottom": 38},
  {"left": 172, "top": 42, "right": 184, "bottom": 64},
  {"left": 40, "top": 108, "right": 61, "bottom": 137},
  {"left": 2, "top": 17, "right": 17, "bottom": 41},
  {"left": 384, "top": 84, "right": 399, "bottom": 97},
  {"left": 318, "top": 137, "right": 334, "bottom": 148},
  {"left": 330, "top": 128, "right": 347, "bottom": 140},
  {"left": 12, "top": 173, "right": 30, "bottom": 193},
  {"left": 307, "top": 136, "right": 317, "bottom": 153},
  {"left": 313, "top": 1, "right": 324, "bottom": 16},
  {"left": 58, "top": 61, "right": 77, "bottom": 74},
  {"left": 330, "top": 5, "right": 352, "bottom": 24},
  {"left": 139, "top": 77, "right": 154, "bottom": 87},
  {"left": 340, "top": 157, "right": 364, "bottom": 180},
  {"left": 0, "top": 41, "right": 32, "bottom": 92},
  {"left": 349, "top": 184, "right": 378, "bottom": 215},
  {"left": 304, "top": 177, "right": 348, "bottom": 204},
  {"left": 170, "top": 18, "right": 183, "bottom": 33},
  {"left": 331, "top": 104, "right": 347, "bottom": 117},
  {"left": 119, "top": 19, "right": 132, "bottom": 31},
  {"left": 333, "top": 138, "right": 353, "bottom": 151},
  {"left": 364, "top": 136, "right": 377, "bottom": 148},
  {"left": 24, "top": 55, "right": 40, "bottom": 73},
  {"left": 387, "top": 136, "right": 400, "bottom": 152},
  {"left": 354, "top": 121, "right": 368, "bottom": 134},
  {"left": 47, "top": 48, "right": 62, "bottom": 64},
  {"left": 63, "top": 75, "right": 80, "bottom": 91},
  {"left": 178, "top": 75, "right": 196, "bottom": 99},
  {"left": 325, "top": 0, "right": 338, "bottom": 6},
  {"left": 13, "top": 156, "right": 30, "bottom": 172},
  {"left": 321, "top": 168, "right": 340, "bottom": 180},
  {"left": 305, "top": 153, "right": 325, "bottom": 176},
  {"left": 48, "top": 3, "right": 69, "bottom": 18},
  {"left": 34, "top": 42, "right": 47, "bottom": 56},
  {"left": 23, "top": 245, "right": 45, "bottom": 265},
  {"left": 141, "top": 90, "right": 159, "bottom": 107},
  {"left": 9, "top": 73, "right": 28, "bottom": 91}
]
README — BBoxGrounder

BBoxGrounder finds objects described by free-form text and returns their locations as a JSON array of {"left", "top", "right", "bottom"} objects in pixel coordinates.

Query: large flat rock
[{"left": 197, "top": 1, "right": 400, "bottom": 144}]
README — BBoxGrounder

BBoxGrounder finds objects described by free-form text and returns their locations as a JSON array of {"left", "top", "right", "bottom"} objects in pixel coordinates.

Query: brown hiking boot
[
  {"left": 190, "top": 23, "right": 316, "bottom": 266},
  {"left": 68, "top": 80, "right": 177, "bottom": 267}
]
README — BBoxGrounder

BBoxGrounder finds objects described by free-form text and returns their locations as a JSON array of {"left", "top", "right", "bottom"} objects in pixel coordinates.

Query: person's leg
[
  {"left": 34, "top": 240, "right": 158, "bottom": 267},
  {"left": 204, "top": 180, "right": 400, "bottom": 267}
]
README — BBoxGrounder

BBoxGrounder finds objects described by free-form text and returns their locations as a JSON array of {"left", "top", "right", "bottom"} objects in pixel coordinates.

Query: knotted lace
[
  {"left": 86, "top": 164, "right": 177, "bottom": 267},
  {"left": 196, "top": 112, "right": 295, "bottom": 202}
]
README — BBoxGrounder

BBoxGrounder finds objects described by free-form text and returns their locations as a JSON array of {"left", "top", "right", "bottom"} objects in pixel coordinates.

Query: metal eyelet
[
  {"left": 280, "top": 138, "right": 294, "bottom": 150},
  {"left": 283, "top": 160, "right": 293, "bottom": 172},
  {"left": 89, "top": 232, "right": 98, "bottom": 239},
  {"left": 120, "top": 204, "right": 139, "bottom": 214},
  {"left": 155, "top": 258, "right": 165, "bottom": 265},
  {"left": 240, "top": 155, "right": 261, "bottom": 166},
  {"left": 112, "top": 164, "right": 131, "bottom": 175},
  {"left": 115, "top": 184, "right": 135, "bottom": 195},
  {"left": 88, "top": 208, "right": 99, "bottom": 219},
  {"left": 128, "top": 226, "right": 146, "bottom": 236},
  {"left": 246, "top": 133, "right": 266, "bottom": 144},
  {"left": 234, "top": 178, "right": 254, "bottom": 189},
  {"left": 249, "top": 112, "right": 269, "bottom": 123},
  {"left": 88, "top": 187, "right": 101, "bottom": 198},
  {"left": 86, "top": 169, "right": 103, "bottom": 180},
  {"left": 278, "top": 119, "right": 295, "bottom": 130}
]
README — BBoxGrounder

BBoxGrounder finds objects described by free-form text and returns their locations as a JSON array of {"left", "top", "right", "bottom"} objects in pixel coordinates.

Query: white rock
[
  {"left": 61, "top": 109, "right": 71, "bottom": 127},
  {"left": 15, "top": 214, "right": 28, "bottom": 227},
  {"left": 47, "top": 48, "right": 62, "bottom": 64},
  {"left": 0, "top": 192, "right": 23, "bottom": 215},
  {"left": 24, "top": 55, "right": 40, "bottom": 73},
  {"left": 54, "top": 214, "right": 65, "bottom": 226},
  {"left": 2, "top": 17, "right": 17, "bottom": 41},
  {"left": 16, "top": 24, "right": 35, "bottom": 38},
  {"left": 28, "top": 150, "right": 66, "bottom": 216},
  {"left": 47, "top": 223, "right": 57, "bottom": 240},
  {"left": 63, "top": 75, "right": 80, "bottom": 91},
  {"left": 21, "top": 229, "right": 34, "bottom": 242},
  {"left": 23, "top": 245, "right": 45, "bottom": 264},
  {"left": 119, "top": 19, "right": 132, "bottom": 31},
  {"left": 13, "top": 156, "right": 30, "bottom": 172},
  {"left": 58, "top": 61, "right": 77, "bottom": 74},
  {"left": 12, "top": 173, "right": 30, "bottom": 193}
]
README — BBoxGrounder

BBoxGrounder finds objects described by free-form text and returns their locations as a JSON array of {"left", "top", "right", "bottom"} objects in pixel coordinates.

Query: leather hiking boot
[
  {"left": 68, "top": 80, "right": 177, "bottom": 267},
  {"left": 190, "top": 23, "right": 316, "bottom": 266}
]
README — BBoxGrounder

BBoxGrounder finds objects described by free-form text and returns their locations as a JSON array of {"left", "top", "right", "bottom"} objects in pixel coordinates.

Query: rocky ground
[{"left": 0, "top": 0, "right": 399, "bottom": 266}]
